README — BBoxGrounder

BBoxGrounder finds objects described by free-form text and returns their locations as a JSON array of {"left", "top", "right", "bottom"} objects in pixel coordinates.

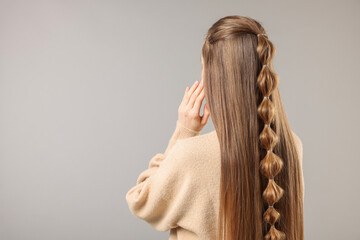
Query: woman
[{"left": 126, "top": 15, "right": 304, "bottom": 240}]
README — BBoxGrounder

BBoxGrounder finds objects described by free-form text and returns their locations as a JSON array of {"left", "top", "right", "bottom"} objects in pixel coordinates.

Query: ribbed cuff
[
  {"left": 176, "top": 120, "right": 201, "bottom": 139},
  {"left": 163, "top": 120, "right": 201, "bottom": 156}
]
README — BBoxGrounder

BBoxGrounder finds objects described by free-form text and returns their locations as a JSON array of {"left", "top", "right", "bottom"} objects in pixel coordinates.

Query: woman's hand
[{"left": 177, "top": 79, "right": 210, "bottom": 132}]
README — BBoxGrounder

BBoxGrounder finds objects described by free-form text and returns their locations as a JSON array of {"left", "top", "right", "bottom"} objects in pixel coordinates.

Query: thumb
[{"left": 201, "top": 103, "right": 210, "bottom": 126}]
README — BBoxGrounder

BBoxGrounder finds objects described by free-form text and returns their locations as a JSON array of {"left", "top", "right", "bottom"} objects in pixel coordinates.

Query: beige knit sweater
[{"left": 125, "top": 120, "right": 304, "bottom": 240}]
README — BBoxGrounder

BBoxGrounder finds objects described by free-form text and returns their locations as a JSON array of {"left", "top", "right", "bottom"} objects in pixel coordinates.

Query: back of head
[{"left": 201, "top": 16, "right": 304, "bottom": 240}]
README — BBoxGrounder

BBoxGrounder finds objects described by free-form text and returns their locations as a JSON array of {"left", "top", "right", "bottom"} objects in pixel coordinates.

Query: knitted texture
[{"left": 126, "top": 120, "right": 304, "bottom": 239}]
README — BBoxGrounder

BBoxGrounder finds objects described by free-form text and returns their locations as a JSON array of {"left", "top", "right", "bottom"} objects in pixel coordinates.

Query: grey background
[{"left": 0, "top": 0, "right": 359, "bottom": 239}]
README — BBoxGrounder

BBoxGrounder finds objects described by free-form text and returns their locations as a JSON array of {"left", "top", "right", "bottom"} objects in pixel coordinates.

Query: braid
[{"left": 256, "top": 33, "right": 286, "bottom": 240}]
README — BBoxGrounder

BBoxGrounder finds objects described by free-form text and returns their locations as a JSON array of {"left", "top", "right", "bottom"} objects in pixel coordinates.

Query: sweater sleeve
[{"left": 125, "top": 120, "right": 201, "bottom": 231}]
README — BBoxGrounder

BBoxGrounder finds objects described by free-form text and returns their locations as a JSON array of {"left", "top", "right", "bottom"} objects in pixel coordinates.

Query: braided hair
[
  {"left": 202, "top": 15, "right": 304, "bottom": 240},
  {"left": 257, "top": 32, "right": 286, "bottom": 240}
]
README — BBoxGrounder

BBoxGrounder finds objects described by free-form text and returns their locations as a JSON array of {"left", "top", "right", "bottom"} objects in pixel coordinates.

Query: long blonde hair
[{"left": 201, "top": 16, "right": 304, "bottom": 240}]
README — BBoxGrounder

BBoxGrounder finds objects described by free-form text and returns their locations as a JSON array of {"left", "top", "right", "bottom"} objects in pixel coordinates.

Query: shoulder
[
  {"left": 290, "top": 130, "right": 303, "bottom": 151},
  {"left": 290, "top": 129, "right": 305, "bottom": 198},
  {"left": 168, "top": 130, "right": 221, "bottom": 196},
  {"left": 169, "top": 130, "right": 220, "bottom": 170},
  {"left": 290, "top": 130, "right": 303, "bottom": 162},
  {"left": 177, "top": 130, "right": 219, "bottom": 154}
]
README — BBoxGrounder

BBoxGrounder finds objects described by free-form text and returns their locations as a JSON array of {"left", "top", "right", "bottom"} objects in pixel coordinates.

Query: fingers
[
  {"left": 193, "top": 88, "right": 205, "bottom": 115},
  {"left": 188, "top": 79, "right": 204, "bottom": 108},
  {"left": 178, "top": 79, "right": 209, "bottom": 129},
  {"left": 183, "top": 81, "right": 199, "bottom": 105},
  {"left": 181, "top": 86, "right": 190, "bottom": 104}
]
